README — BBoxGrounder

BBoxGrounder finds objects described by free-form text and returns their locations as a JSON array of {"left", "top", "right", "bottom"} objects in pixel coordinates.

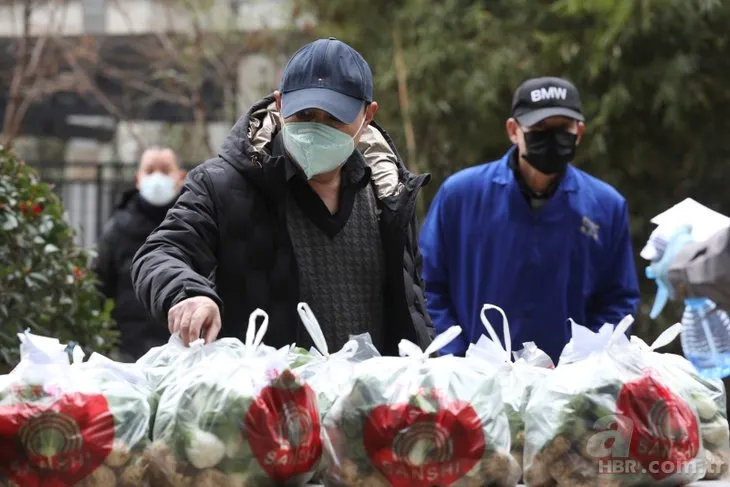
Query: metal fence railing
[{"left": 29, "top": 161, "right": 196, "bottom": 249}]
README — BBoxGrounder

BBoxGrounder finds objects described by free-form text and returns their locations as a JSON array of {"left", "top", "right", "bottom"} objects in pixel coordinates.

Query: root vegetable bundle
[
  {"left": 321, "top": 326, "right": 521, "bottom": 487},
  {"left": 145, "top": 309, "right": 322, "bottom": 487},
  {"left": 4, "top": 311, "right": 725, "bottom": 487},
  {"left": 523, "top": 317, "right": 707, "bottom": 487},
  {"left": 630, "top": 325, "right": 730, "bottom": 481},
  {"left": 0, "top": 332, "right": 152, "bottom": 487}
]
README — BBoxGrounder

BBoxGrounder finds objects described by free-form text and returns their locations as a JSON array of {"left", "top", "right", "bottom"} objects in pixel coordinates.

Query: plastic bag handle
[
  {"left": 608, "top": 315, "right": 635, "bottom": 346},
  {"left": 65, "top": 341, "right": 85, "bottom": 365},
  {"left": 332, "top": 339, "right": 359, "bottom": 359},
  {"left": 245, "top": 308, "right": 269, "bottom": 353},
  {"left": 480, "top": 303, "right": 512, "bottom": 359},
  {"left": 297, "top": 302, "right": 329, "bottom": 357},
  {"left": 17, "top": 330, "right": 73, "bottom": 365},
  {"left": 649, "top": 322, "right": 682, "bottom": 350},
  {"left": 399, "top": 325, "right": 463, "bottom": 358}
]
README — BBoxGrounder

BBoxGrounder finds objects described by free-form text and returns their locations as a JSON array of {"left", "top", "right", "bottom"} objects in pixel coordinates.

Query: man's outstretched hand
[{"left": 168, "top": 296, "right": 221, "bottom": 345}]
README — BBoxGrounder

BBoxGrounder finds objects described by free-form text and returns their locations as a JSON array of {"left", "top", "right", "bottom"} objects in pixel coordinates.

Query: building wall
[
  {"left": 0, "top": 1, "right": 84, "bottom": 37},
  {"left": 0, "top": 0, "right": 299, "bottom": 165},
  {"left": 0, "top": 0, "right": 300, "bottom": 37}
]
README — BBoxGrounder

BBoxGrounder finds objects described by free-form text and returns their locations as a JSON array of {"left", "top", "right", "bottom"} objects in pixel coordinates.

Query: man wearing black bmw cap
[
  {"left": 420, "top": 76, "right": 640, "bottom": 362},
  {"left": 131, "top": 37, "right": 433, "bottom": 355}
]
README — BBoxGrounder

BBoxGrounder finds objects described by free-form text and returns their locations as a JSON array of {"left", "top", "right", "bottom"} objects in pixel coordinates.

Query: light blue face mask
[{"left": 281, "top": 119, "right": 365, "bottom": 179}]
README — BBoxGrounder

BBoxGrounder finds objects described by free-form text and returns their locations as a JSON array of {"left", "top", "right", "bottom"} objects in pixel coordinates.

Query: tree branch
[
  {"left": 59, "top": 48, "right": 145, "bottom": 149},
  {"left": 2, "top": 0, "right": 33, "bottom": 147}
]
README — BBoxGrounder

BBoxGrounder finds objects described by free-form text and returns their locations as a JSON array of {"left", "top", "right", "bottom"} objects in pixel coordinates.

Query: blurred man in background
[
  {"left": 419, "top": 76, "right": 640, "bottom": 362},
  {"left": 94, "top": 147, "right": 185, "bottom": 361}
]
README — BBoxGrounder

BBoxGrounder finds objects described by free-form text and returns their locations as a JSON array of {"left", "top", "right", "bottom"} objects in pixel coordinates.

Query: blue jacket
[{"left": 419, "top": 147, "right": 640, "bottom": 362}]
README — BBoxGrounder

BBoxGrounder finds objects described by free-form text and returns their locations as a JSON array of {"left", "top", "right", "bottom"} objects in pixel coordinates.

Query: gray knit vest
[{"left": 286, "top": 185, "right": 386, "bottom": 351}]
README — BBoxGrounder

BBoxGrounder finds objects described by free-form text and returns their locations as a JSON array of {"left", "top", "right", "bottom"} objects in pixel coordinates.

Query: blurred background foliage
[{"left": 0, "top": 147, "right": 117, "bottom": 373}]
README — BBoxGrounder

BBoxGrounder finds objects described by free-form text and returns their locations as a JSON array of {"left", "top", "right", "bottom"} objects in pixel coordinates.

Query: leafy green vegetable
[{"left": 288, "top": 347, "right": 316, "bottom": 368}]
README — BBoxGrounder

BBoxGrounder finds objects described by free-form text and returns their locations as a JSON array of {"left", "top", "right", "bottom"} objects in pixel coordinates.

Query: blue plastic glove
[{"left": 646, "top": 224, "right": 694, "bottom": 319}]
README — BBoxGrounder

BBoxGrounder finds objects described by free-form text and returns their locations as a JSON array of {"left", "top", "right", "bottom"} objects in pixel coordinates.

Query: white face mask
[
  {"left": 139, "top": 172, "right": 178, "bottom": 206},
  {"left": 282, "top": 116, "right": 367, "bottom": 179}
]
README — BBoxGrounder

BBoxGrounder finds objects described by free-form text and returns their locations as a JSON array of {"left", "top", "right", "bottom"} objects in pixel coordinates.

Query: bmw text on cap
[{"left": 511, "top": 76, "right": 584, "bottom": 127}]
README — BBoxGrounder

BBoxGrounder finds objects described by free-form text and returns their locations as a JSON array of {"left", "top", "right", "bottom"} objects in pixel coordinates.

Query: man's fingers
[
  {"left": 188, "top": 306, "right": 211, "bottom": 344},
  {"left": 202, "top": 308, "right": 222, "bottom": 344},
  {"left": 167, "top": 297, "right": 222, "bottom": 346},
  {"left": 168, "top": 307, "right": 179, "bottom": 334},
  {"left": 178, "top": 308, "right": 195, "bottom": 346}
]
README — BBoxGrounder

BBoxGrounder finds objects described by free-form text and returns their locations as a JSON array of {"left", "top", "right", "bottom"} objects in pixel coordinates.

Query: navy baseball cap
[
  {"left": 512, "top": 76, "right": 584, "bottom": 127},
  {"left": 280, "top": 37, "right": 373, "bottom": 124}
]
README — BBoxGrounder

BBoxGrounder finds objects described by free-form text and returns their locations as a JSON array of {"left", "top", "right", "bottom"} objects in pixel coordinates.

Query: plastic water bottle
[{"left": 681, "top": 298, "right": 730, "bottom": 379}]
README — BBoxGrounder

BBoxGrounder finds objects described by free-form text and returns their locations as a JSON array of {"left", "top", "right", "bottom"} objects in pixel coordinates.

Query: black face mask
[{"left": 522, "top": 128, "right": 578, "bottom": 175}]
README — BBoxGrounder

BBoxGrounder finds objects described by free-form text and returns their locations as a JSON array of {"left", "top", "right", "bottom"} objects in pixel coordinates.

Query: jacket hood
[{"left": 218, "top": 94, "right": 429, "bottom": 202}]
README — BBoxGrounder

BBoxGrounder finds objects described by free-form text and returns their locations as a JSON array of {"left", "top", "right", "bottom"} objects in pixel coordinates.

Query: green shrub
[{"left": 0, "top": 146, "right": 117, "bottom": 372}]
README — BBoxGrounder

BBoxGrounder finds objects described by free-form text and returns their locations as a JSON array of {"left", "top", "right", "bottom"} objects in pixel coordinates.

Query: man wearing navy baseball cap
[
  {"left": 420, "top": 76, "right": 639, "bottom": 362},
  {"left": 132, "top": 38, "right": 433, "bottom": 356}
]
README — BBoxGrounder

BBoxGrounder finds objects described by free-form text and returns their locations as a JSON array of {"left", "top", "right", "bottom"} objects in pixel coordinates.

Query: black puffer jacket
[
  {"left": 131, "top": 96, "right": 433, "bottom": 354},
  {"left": 94, "top": 190, "right": 174, "bottom": 360}
]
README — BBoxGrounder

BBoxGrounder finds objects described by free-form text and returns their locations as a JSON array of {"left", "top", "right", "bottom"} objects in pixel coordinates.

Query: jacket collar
[{"left": 492, "top": 145, "right": 578, "bottom": 193}]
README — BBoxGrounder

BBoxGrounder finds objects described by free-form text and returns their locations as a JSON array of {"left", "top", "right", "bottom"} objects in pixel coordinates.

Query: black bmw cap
[{"left": 512, "top": 76, "right": 584, "bottom": 127}]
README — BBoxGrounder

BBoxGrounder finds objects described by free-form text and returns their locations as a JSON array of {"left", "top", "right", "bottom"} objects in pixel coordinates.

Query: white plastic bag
[
  {"left": 294, "top": 303, "right": 381, "bottom": 481},
  {"left": 513, "top": 341, "right": 555, "bottom": 369},
  {"left": 145, "top": 309, "right": 322, "bottom": 487},
  {"left": 631, "top": 324, "right": 729, "bottom": 480},
  {"left": 0, "top": 331, "right": 152, "bottom": 487},
  {"left": 465, "top": 304, "right": 554, "bottom": 477},
  {"left": 137, "top": 332, "right": 256, "bottom": 391},
  {"left": 558, "top": 318, "right": 630, "bottom": 366},
  {"left": 322, "top": 325, "right": 519, "bottom": 487},
  {"left": 524, "top": 316, "right": 706, "bottom": 486},
  {"left": 294, "top": 302, "right": 381, "bottom": 419}
]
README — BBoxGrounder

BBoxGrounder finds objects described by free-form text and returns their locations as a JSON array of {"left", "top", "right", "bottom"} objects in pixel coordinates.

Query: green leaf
[
  {"left": 28, "top": 273, "right": 50, "bottom": 284},
  {"left": 2, "top": 214, "right": 18, "bottom": 230}
]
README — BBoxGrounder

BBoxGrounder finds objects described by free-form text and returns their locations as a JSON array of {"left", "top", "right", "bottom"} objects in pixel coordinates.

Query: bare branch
[
  {"left": 12, "top": 72, "right": 78, "bottom": 130},
  {"left": 2, "top": 0, "right": 81, "bottom": 146},
  {"left": 3, "top": 0, "right": 33, "bottom": 146},
  {"left": 2, "top": 0, "right": 248, "bottom": 154},
  {"left": 99, "top": 65, "right": 193, "bottom": 107},
  {"left": 59, "top": 47, "right": 146, "bottom": 148}
]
